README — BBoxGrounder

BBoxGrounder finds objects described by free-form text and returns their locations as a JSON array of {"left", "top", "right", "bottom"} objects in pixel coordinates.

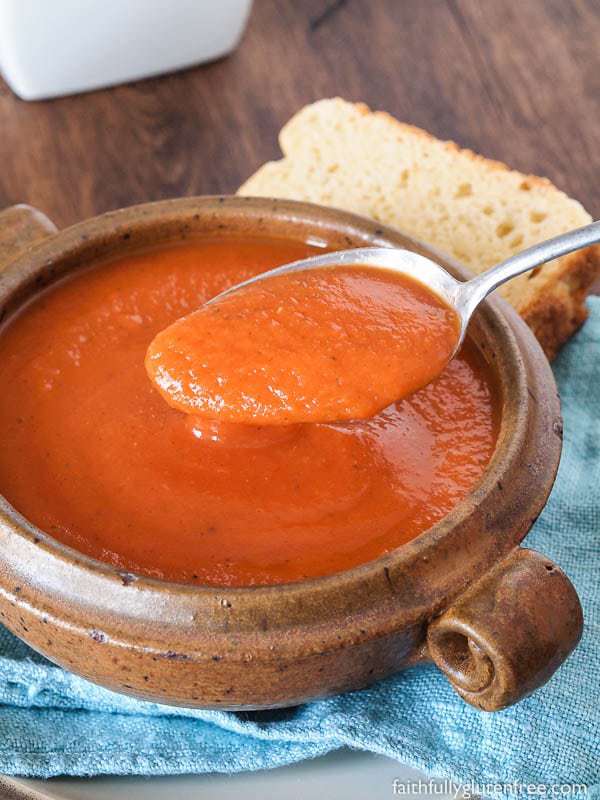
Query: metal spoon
[{"left": 211, "top": 219, "right": 600, "bottom": 357}]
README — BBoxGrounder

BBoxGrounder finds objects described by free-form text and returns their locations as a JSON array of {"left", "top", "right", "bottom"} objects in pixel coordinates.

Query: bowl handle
[
  {"left": 0, "top": 204, "right": 57, "bottom": 270},
  {"left": 427, "top": 547, "right": 583, "bottom": 711}
]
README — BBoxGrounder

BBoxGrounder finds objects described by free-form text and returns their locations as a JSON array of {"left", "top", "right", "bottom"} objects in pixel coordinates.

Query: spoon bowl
[
  {"left": 210, "top": 246, "right": 468, "bottom": 354},
  {"left": 210, "top": 219, "right": 600, "bottom": 362}
]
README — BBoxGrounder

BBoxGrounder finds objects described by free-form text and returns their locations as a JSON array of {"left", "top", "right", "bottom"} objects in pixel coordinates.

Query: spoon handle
[{"left": 458, "top": 219, "right": 600, "bottom": 317}]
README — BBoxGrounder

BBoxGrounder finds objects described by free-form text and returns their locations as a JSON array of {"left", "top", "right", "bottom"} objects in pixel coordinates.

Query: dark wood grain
[{"left": 0, "top": 0, "right": 598, "bottom": 230}]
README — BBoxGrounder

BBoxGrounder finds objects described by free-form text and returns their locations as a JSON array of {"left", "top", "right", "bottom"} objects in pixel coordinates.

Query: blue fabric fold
[{"left": 1, "top": 301, "right": 599, "bottom": 792}]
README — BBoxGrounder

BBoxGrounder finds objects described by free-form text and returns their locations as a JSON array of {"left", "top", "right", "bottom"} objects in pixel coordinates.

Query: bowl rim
[{"left": 0, "top": 196, "right": 561, "bottom": 632}]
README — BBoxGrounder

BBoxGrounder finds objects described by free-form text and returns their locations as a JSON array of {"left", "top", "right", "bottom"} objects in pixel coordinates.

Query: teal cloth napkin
[{"left": 0, "top": 299, "right": 599, "bottom": 792}]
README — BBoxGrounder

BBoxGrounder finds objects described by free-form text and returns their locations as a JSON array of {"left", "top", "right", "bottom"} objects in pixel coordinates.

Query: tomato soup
[
  {"left": 0, "top": 239, "right": 499, "bottom": 586},
  {"left": 146, "top": 267, "right": 460, "bottom": 424}
]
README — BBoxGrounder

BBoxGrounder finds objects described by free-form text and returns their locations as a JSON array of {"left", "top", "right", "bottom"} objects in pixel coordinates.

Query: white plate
[{"left": 0, "top": 750, "right": 460, "bottom": 799}]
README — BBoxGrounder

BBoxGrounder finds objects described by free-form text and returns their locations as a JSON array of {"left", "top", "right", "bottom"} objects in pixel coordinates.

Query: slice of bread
[{"left": 238, "top": 98, "right": 600, "bottom": 358}]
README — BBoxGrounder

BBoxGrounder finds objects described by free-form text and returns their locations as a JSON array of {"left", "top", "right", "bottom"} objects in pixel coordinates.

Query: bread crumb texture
[{"left": 239, "top": 98, "right": 600, "bottom": 358}]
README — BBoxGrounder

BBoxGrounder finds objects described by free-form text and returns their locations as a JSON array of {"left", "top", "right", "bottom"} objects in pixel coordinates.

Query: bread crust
[
  {"left": 519, "top": 245, "right": 600, "bottom": 359},
  {"left": 346, "top": 102, "right": 559, "bottom": 193}
]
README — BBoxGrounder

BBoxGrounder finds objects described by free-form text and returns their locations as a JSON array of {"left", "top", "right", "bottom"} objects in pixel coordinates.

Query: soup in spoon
[{"left": 146, "top": 266, "right": 461, "bottom": 425}]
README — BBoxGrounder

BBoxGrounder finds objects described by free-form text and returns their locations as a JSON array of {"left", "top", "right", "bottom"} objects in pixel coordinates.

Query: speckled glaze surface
[{"left": 0, "top": 198, "right": 583, "bottom": 712}]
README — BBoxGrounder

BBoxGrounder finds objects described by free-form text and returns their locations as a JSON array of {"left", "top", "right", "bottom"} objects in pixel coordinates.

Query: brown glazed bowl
[{"left": 0, "top": 198, "right": 583, "bottom": 712}]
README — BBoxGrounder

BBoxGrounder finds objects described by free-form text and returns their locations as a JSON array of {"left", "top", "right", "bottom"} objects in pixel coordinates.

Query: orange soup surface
[
  {"left": 146, "top": 266, "right": 461, "bottom": 424},
  {"left": 0, "top": 239, "right": 499, "bottom": 586}
]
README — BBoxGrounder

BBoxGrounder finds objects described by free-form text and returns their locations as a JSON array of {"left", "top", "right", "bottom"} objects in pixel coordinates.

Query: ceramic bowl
[{"left": 0, "top": 198, "right": 582, "bottom": 712}]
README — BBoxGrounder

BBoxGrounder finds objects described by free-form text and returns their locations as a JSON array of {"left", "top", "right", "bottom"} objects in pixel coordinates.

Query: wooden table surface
[{"left": 1, "top": 0, "right": 598, "bottom": 230}]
